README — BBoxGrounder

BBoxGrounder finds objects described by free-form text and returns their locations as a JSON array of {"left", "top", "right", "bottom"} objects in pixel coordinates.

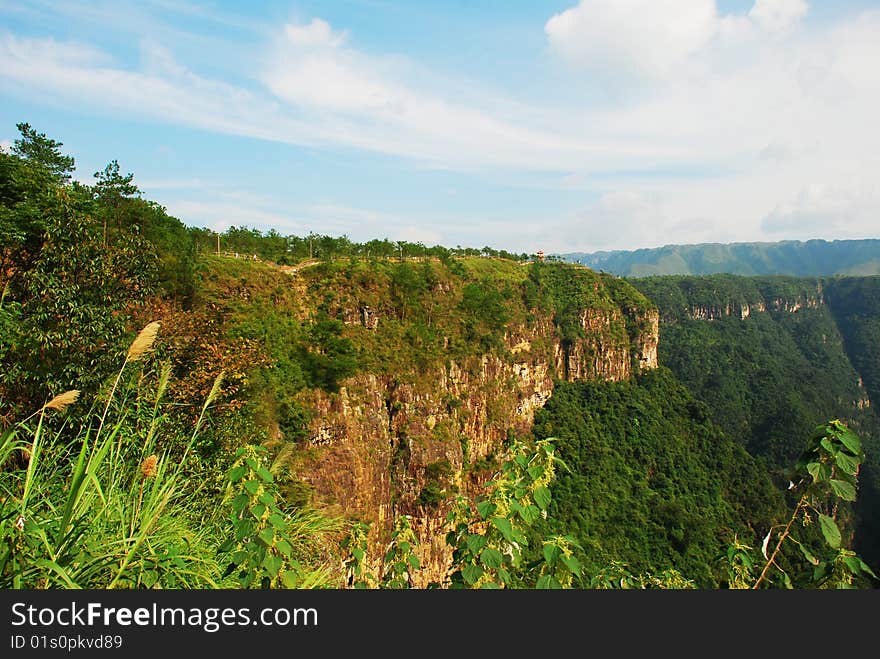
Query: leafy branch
[{"left": 751, "top": 420, "right": 876, "bottom": 589}]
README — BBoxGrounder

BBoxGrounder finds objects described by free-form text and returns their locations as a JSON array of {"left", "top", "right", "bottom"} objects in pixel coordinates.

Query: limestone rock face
[
  {"left": 294, "top": 301, "right": 660, "bottom": 585},
  {"left": 686, "top": 289, "right": 824, "bottom": 322}
]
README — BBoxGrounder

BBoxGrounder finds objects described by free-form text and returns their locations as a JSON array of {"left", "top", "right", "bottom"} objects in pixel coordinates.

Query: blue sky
[{"left": 1, "top": 0, "right": 878, "bottom": 253}]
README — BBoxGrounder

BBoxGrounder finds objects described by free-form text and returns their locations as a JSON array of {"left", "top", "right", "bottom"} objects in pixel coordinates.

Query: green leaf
[
  {"left": 466, "top": 534, "right": 487, "bottom": 554},
  {"left": 491, "top": 516, "right": 515, "bottom": 543},
  {"left": 407, "top": 554, "right": 420, "bottom": 569},
  {"left": 462, "top": 563, "right": 484, "bottom": 585},
  {"left": 257, "top": 466, "right": 274, "bottom": 483},
  {"left": 480, "top": 548, "right": 503, "bottom": 569},
  {"left": 533, "top": 486, "right": 552, "bottom": 510},
  {"left": 563, "top": 535, "right": 583, "bottom": 550},
  {"left": 476, "top": 501, "right": 496, "bottom": 520},
  {"left": 276, "top": 539, "right": 292, "bottom": 557},
  {"left": 797, "top": 543, "right": 820, "bottom": 566},
  {"left": 244, "top": 479, "right": 261, "bottom": 495},
  {"left": 829, "top": 479, "right": 857, "bottom": 502},
  {"left": 258, "top": 492, "right": 275, "bottom": 506},
  {"left": 854, "top": 556, "right": 876, "bottom": 578},
  {"left": 282, "top": 570, "right": 300, "bottom": 588},
  {"left": 836, "top": 428, "right": 861, "bottom": 455},
  {"left": 527, "top": 465, "right": 544, "bottom": 481},
  {"left": 232, "top": 493, "right": 249, "bottom": 514},
  {"left": 807, "top": 461, "right": 833, "bottom": 484},
  {"left": 249, "top": 504, "right": 266, "bottom": 520},
  {"left": 818, "top": 515, "right": 841, "bottom": 549},
  {"left": 268, "top": 513, "right": 286, "bottom": 530},
  {"left": 142, "top": 570, "right": 158, "bottom": 588},
  {"left": 834, "top": 451, "right": 860, "bottom": 477},
  {"left": 228, "top": 465, "right": 247, "bottom": 483},
  {"left": 561, "top": 554, "right": 582, "bottom": 575},
  {"left": 234, "top": 520, "right": 253, "bottom": 541},
  {"left": 842, "top": 555, "right": 864, "bottom": 576},
  {"left": 258, "top": 527, "right": 275, "bottom": 546},
  {"left": 518, "top": 504, "right": 540, "bottom": 525},
  {"left": 543, "top": 543, "right": 561, "bottom": 564},
  {"left": 536, "top": 574, "right": 561, "bottom": 589},
  {"left": 262, "top": 554, "right": 283, "bottom": 577},
  {"left": 782, "top": 571, "right": 793, "bottom": 589}
]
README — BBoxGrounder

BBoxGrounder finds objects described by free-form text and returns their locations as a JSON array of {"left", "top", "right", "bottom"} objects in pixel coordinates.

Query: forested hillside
[
  {"left": 530, "top": 370, "right": 785, "bottom": 587},
  {"left": 631, "top": 275, "right": 880, "bottom": 569},
  {"left": 563, "top": 239, "right": 880, "bottom": 277}
]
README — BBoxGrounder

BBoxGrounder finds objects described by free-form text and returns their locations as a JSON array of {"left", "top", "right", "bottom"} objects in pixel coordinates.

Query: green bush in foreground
[{"left": 0, "top": 322, "right": 339, "bottom": 589}]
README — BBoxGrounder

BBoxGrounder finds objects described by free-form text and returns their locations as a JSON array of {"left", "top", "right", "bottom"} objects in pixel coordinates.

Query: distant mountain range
[{"left": 560, "top": 239, "right": 880, "bottom": 277}]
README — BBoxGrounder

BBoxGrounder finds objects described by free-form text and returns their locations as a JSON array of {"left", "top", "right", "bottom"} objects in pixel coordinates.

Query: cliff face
[
  {"left": 288, "top": 263, "right": 659, "bottom": 585},
  {"left": 632, "top": 275, "right": 827, "bottom": 325},
  {"left": 687, "top": 293, "right": 823, "bottom": 321},
  {"left": 634, "top": 276, "right": 873, "bottom": 412}
]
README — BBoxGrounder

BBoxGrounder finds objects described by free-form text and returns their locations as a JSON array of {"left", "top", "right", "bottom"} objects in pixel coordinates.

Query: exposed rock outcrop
[{"left": 294, "top": 301, "right": 659, "bottom": 585}]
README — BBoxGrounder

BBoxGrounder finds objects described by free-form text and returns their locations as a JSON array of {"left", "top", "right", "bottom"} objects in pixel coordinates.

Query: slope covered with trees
[
  {"left": 631, "top": 275, "right": 880, "bottom": 570},
  {"left": 563, "top": 239, "right": 880, "bottom": 277},
  {"left": 530, "top": 370, "right": 785, "bottom": 587}
]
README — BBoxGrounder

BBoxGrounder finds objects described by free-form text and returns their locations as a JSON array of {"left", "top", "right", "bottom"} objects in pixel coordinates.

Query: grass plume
[
  {"left": 43, "top": 390, "right": 80, "bottom": 412},
  {"left": 126, "top": 321, "right": 160, "bottom": 362}
]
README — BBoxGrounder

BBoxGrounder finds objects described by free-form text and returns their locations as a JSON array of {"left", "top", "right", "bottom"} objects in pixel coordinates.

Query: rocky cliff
[
  {"left": 631, "top": 274, "right": 826, "bottom": 324},
  {"left": 282, "top": 259, "right": 658, "bottom": 585}
]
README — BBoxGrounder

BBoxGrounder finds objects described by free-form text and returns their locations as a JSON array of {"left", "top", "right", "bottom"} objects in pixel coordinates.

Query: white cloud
[
  {"left": 301, "top": 204, "right": 448, "bottom": 246},
  {"left": 761, "top": 182, "right": 880, "bottom": 237},
  {"left": 0, "top": 29, "right": 651, "bottom": 173},
  {"left": 157, "top": 193, "right": 449, "bottom": 246},
  {"left": 284, "top": 18, "right": 347, "bottom": 49},
  {"left": 749, "top": 0, "right": 809, "bottom": 34},
  {"left": 260, "top": 20, "right": 613, "bottom": 170},
  {"left": 544, "top": 1, "right": 812, "bottom": 84},
  {"left": 545, "top": 0, "right": 719, "bottom": 80},
  {"left": 537, "top": 2, "right": 880, "bottom": 250},
  {"left": 0, "top": 34, "right": 310, "bottom": 145},
  {"left": 568, "top": 191, "right": 670, "bottom": 249},
  {"left": 0, "top": 138, "right": 11, "bottom": 153}
]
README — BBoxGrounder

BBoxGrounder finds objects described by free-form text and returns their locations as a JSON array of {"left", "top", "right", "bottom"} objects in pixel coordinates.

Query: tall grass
[{"left": 0, "top": 321, "right": 341, "bottom": 589}]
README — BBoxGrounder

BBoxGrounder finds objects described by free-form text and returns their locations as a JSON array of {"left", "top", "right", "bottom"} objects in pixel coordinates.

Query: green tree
[
  {"left": 11, "top": 123, "right": 75, "bottom": 184},
  {"left": 93, "top": 159, "right": 140, "bottom": 245},
  {"left": 0, "top": 188, "right": 157, "bottom": 411}
]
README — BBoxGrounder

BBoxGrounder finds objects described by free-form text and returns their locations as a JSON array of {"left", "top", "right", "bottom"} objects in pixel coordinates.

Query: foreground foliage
[{"left": 0, "top": 324, "right": 339, "bottom": 589}]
